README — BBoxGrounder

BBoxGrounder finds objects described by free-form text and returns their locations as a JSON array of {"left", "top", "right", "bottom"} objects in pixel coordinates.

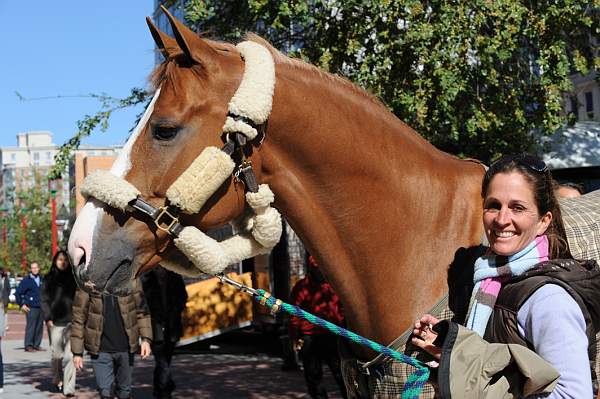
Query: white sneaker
[{"left": 0, "top": 387, "right": 5, "bottom": 393}]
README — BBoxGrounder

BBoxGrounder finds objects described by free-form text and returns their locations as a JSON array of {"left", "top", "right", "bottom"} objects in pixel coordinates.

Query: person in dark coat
[
  {"left": 16, "top": 261, "right": 43, "bottom": 351},
  {"left": 289, "top": 255, "right": 347, "bottom": 399},
  {"left": 140, "top": 265, "right": 188, "bottom": 399},
  {"left": 41, "top": 250, "right": 77, "bottom": 396},
  {"left": 71, "top": 281, "right": 153, "bottom": 399}
]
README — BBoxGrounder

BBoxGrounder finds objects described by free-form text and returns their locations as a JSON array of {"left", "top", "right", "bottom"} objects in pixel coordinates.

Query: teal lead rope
[{"left": 253, "top": 288, "right": 430, "bottom": 399}]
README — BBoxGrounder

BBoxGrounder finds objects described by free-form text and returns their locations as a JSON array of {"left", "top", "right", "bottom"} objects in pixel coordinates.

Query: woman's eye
[
  {"left": 512, "top": 205, "right": 526, "bottom": 213},
  {"left": 484, "top": 202, "right": 501, "bottom": 211},
  {"left": 152, "top": 125, "right": 180, "bottom": 141}
]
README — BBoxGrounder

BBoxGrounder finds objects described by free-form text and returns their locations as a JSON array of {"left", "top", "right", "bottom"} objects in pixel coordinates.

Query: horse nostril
[{"left": 72, "top": 247, "right": 86, "bottom": 268}]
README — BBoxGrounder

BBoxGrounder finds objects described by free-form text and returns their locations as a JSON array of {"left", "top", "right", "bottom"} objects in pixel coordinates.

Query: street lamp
[{"left": 49, "top": 178, "right": 58, "bottom": 256}]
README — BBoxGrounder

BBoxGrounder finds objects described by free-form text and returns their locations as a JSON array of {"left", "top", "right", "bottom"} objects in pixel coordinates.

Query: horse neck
[{"left": 257, "top": 64, "right": 484, "bottom": 348}]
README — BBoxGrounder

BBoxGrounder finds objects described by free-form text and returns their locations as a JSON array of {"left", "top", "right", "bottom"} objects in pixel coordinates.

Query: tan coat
[
  {"left": 71, "top": 282, "right": 152, "bottom": 356},
  {"left": 435, "top": 320, "right": 559, "bottom": 398}
]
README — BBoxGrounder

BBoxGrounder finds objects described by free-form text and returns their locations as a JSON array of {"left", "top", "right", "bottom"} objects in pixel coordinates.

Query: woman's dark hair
[
  {"left": 482, "top": 154, "right": 571, "bottom": 259},
  {"left": 50, "top": 250, "right": 72, "bottom": 273}
]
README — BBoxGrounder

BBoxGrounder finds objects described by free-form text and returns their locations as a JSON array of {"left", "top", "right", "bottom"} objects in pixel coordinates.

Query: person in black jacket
[
  {"left": 140, "top": 266, "right": 188, "bottom": 399},
  {"left": 41, "top": 250, "right": 77, "bottom": 396}
]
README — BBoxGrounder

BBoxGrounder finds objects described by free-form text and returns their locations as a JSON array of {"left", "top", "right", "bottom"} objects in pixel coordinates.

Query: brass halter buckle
[
  {"left": 234, "top": 159, "right": 253, "bottom": 184},
  {"left": 154, "top": 206, "right": 180, "bottom": 235}
]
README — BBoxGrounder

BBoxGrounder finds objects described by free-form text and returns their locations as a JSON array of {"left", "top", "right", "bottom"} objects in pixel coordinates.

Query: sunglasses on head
[{"left": 490, "top": 154, "right": 548, "bottom": 174}]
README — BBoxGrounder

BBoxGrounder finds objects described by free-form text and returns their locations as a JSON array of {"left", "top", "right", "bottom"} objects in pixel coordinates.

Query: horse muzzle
[{"left": 73, "top": 256, "right": 135, "bottom": 297}]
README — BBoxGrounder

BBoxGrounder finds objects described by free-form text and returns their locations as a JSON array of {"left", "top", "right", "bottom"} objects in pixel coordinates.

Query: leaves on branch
[
  {"left": 184, "top": 0, "right": 598, "bottom": 163},
  {"left": 0, "top": 171, "right": 55, "bottom": 274},
  {"left": 47, "top": 88, "right": 150, "bottom": 180}
]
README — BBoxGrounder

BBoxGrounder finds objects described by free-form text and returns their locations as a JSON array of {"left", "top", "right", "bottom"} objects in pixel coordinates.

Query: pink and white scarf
[{"left": 465, "top": 235, "right": 549, "bottom": 337}]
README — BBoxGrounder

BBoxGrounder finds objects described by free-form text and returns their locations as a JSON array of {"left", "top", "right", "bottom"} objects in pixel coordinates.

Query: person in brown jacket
[{"left": 71, "top": 280, "right": 152, "bottom": 399}]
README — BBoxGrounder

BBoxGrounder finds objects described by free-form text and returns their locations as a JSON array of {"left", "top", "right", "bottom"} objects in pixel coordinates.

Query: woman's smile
[{"left": 483, "top": 172, "right": 551, "bottom": 256}]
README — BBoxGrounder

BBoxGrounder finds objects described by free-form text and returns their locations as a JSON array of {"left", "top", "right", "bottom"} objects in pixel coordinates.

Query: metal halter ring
[{"left": 153, "top": 206, "right": 180, "bottom": 234}]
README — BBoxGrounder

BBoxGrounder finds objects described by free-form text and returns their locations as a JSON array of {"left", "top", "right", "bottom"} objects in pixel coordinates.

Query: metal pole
[
  {"left": 21, "top": 215, "right": 26, "bottom": 272},
  {"left": 51, "top": 193, "right": 57, "bottom": 256}
]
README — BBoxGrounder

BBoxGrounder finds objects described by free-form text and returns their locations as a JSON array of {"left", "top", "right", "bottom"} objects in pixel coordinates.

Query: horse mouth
[{"left": 73, "top": 257, "right": 134, "bottom": 296}]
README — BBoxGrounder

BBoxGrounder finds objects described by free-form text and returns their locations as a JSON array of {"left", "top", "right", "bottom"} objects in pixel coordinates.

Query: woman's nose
[{"left": 495, "top": 207, "right": 511, "bottom": 225}]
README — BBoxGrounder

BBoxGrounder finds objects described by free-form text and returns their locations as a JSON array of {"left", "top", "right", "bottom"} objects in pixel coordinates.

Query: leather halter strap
[{"left": 128, "top": 130, "right": 261, "bottom": 238}]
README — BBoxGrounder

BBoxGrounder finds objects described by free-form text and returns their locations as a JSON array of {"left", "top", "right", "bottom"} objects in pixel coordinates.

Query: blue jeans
[
  {"left": 24, "top": 307, "right": 43, "bottom": 349},
  {"left": 91, "top": 352, "right": 134, "bottom": 398}
]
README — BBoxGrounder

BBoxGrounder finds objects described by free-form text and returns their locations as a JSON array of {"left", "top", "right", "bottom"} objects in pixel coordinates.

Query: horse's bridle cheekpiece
[{"left": 80, "top": 41, "right": 282, "bottom": 276}]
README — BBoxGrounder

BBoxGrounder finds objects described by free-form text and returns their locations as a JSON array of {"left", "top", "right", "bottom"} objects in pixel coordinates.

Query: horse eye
[{"left": 152, "top": 125, "right": 180, "bottom": 141}]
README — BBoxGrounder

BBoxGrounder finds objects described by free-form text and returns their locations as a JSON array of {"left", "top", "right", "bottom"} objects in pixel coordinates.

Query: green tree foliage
[
  {"left": 180, "top": 0, "right": 598, "bottom": 163},
  {"left": 48, "top": 89, "right": 149, "bottom": 179},
  {"left": 49, "top": 0, "right": 597, "bottom": 170},
  {"left": 0, "top": 170, "right": 54, "bottom": 274}
]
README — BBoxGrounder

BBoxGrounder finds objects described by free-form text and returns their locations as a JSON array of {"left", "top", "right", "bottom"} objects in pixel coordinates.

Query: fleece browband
[{"left": 79, "top": 41, "right": 281, "bottom": 276}]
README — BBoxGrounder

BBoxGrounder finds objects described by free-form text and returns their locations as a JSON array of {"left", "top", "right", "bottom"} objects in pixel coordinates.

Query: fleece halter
[{"left": 79, "top": 41, "right": 282, "bottom": 276}]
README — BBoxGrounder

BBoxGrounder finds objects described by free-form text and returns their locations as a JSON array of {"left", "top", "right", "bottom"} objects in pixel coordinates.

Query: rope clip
[{"left": 217, "top": 273, "right": 257, "bottom": 296}]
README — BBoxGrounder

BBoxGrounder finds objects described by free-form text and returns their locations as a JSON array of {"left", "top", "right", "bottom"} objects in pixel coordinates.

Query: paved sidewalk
[
  {"left": 4, "top": 338, "right": 58, "bottom": 399},
  {"left": 2, "top": 311, "right": 344, "bottom": 398}
]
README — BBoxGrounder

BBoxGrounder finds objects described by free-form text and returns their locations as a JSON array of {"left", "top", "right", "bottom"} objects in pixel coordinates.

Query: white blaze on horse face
[{"left": 68, "top": 89, "right": 162, "bottom": 269}]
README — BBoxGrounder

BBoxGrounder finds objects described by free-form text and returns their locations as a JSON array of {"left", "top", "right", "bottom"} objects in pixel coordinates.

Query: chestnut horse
[{"left": 68, "top": 10, "right": 485, "bottom": 364}]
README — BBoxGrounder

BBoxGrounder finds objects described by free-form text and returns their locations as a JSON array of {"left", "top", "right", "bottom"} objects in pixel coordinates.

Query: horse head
[{"left": 68, "top": 8, "right": 261, "bottom": 295}]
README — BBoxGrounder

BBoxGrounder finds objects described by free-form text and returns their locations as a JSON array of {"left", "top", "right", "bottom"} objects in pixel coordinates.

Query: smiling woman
[
  {"left": 413, "top": 154, "right": 599, "bottom": 398},
  {"left": 481, "top": 154, "right": 570, "bottom": 259},
  {"left": 483, "top": 172, "right": 552, "bottom": 256}
]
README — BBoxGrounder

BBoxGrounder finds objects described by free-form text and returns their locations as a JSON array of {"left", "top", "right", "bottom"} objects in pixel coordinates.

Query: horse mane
[
  {"left": 148, "top": 33, "right": 386, "bottom": 111},
  {"left": 146, "top": 34, "right": 483, "bottom": 168},
  {"left": 243, "top": 33, "right": 386, "bottom": 110}
]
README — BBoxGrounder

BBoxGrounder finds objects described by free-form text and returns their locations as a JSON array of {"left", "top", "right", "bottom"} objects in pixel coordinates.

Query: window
[
  {"left": 10, "top": 154, "right": 15, "bottom": 162},
  {"left": 585, "top": 91, "right": 594, "bottom": 119},
  {"left": 46, "top": 152, "right": 51, "bottom": 160},
  {"left": 33, "top": 152, "right": 39, "bottom": 161}
]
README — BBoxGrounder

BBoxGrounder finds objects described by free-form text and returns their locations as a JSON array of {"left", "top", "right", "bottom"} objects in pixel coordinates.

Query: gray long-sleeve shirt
[{"left": 518, "top": 284, "right": 592, "bottom": 398}]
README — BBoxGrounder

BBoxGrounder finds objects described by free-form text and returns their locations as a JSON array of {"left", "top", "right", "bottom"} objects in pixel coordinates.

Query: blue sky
[{"left": 0, "top": 1, "right": 156, "bottom": 148}]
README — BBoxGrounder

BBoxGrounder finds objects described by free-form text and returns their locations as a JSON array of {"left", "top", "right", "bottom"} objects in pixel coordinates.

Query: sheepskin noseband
[
  {"left": 79, "top": 41, "right": 281, "bottom": 277},
  {"left": 167, "top": 147, "right": 236, "bottom": 214}
]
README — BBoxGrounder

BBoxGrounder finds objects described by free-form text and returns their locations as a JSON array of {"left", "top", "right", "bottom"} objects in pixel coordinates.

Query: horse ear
[
  {"left": 160, "top": 5, "right": 217, "bottom": 65},
  {"left": 146, "top": 17, "right": 178, "bottom": 60}
]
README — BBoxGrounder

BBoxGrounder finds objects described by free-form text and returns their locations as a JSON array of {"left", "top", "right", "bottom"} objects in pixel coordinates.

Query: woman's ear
[{"left": 537, "top": 211, "right": 553, "bottom": 235}]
